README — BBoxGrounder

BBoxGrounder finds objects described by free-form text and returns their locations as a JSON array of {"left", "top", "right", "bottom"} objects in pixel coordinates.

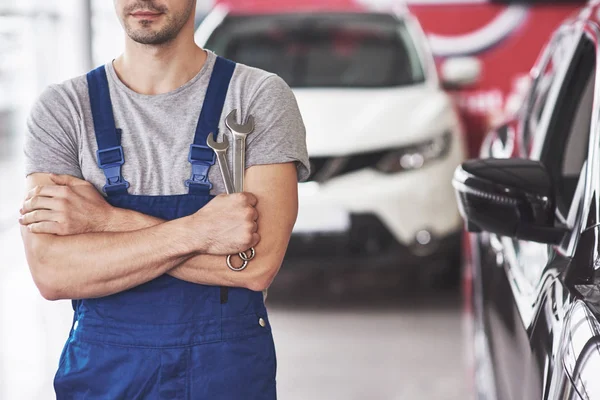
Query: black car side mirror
[{"left": 452, "top": 158, "right": 568, "bottom": 244}]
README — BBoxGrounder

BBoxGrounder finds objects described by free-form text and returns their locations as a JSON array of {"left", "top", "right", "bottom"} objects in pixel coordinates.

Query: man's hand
[
  {"left": 19, "top": 174, "right": 113, "bottom": 235},
  {"left": 190, "top": 193, "right": 261, "bottom": 256},
  {"left": 19, "top": 173, "right": 261, "bottom": 256}
]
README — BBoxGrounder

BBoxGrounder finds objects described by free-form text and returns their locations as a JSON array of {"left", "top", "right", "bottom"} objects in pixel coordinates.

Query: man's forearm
[
  {"left": 23, "top": 216, "right": 198, "bottom": 300},
  {"left": 103, "top": 163, "right": 299, "bottom": 293},
  {"left": 107, "top": 207, "right": 254, "bottom": 288}
]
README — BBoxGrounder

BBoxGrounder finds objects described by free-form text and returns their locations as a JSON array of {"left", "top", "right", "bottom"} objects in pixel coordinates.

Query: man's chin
[{"left": 127, "top": 30, "right": 172, "bottom": 46}]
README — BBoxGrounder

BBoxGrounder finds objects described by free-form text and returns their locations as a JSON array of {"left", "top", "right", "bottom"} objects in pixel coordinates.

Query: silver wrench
[
  {"left": 225, "top": 109, "right": 256, "bottom": 262},
  {"left": 206, "top": 131, "right": 249, "bottom": 272},
  {"left": 225, "top": 109, "right": 255, "bottom": 194},
  {"left": 206, "top": 133, "right": 235, "bottom": 195}
]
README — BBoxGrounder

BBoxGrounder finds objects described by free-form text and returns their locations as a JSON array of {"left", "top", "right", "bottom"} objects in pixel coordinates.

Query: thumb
[{"left": 49, "top": 174, "right": 87, "bottom": 186}]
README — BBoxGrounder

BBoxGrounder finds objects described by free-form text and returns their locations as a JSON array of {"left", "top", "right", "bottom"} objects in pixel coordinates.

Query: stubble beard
[{"left": 123, "top": 2, "right": 194, "bottom": 45}]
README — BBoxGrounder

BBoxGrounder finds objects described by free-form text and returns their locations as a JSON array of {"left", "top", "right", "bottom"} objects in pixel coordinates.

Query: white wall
[{"left": 0, "top": 4, "right": 96, "bottom": 396}]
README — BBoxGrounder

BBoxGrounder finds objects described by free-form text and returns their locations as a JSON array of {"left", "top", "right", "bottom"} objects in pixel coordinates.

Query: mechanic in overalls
[{"left": 19, "top": 0, "right": 309, "bottom": 398}]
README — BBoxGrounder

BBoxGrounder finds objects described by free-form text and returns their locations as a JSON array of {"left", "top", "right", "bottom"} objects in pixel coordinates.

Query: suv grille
[{"left": 307, "top": 150, "right": 387, "bottom": 182}]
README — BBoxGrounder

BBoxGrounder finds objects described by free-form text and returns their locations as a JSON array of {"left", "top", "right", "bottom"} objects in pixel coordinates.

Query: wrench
[
  {"left": 206, "top": 132, "right": 250, "bottom": 271},
  {"left": 206, "top": 132, "right": 252, "bottom": 270},
  {"left": 205, "top": 116, "right": 255, "bottom": 269},
  {"left": 206, "top": 132, "right": 248, "bottom": 271},
  {"left": 225, "top": 109, "right": 256, "bottom": 262},
  {"left": 206, "top": 133, "right": 235, "bottom": 195},
  {"left": 225, "top": 109, "right": 255, "bottom": 194}
]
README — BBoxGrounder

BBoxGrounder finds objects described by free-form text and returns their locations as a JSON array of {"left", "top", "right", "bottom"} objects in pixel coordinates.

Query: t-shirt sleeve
[
  {"left": 24, "top": 85, "right": 82, "bottom": 178},
  {"left": 245, "top": 75, "right": 310, "bottom": 182}
]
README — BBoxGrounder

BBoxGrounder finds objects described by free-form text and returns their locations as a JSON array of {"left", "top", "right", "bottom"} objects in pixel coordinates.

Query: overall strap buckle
[
  {"left": 185, "top": 144, "right": 216, "bottom": 193},
  {"left": 188, "top": 57, "right": 236, "bottom": 195},
  {"left": 97, "top": 145, "right": 130, "bottom": 194}
]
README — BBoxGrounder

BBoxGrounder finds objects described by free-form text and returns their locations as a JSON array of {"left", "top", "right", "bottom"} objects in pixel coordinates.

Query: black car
[{"left": 453, "top": 6, "right": 600, "bottom": 400}]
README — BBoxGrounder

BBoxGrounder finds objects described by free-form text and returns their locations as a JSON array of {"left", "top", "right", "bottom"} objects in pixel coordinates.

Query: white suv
[{"left": 196, "top": 5, "right": 478, "bottom": 276}]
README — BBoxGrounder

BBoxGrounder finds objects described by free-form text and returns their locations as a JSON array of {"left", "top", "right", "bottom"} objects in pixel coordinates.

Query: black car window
[
  {"left": 522, "top": 31, "right": 575, "bottom": 156},
  {"left": 205, "top": 13, "right": 425, "bottom": 88},
  {"left": 506, "top": 32, "right": 589, "bottom": 293},
  {"left": 541, "top": 36, "right": 595, "bottom": 217}
]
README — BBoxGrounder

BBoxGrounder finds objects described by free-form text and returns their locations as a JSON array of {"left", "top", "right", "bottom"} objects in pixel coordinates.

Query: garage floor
[
  {"left": 268, "top": 281, "right": 469, "bottom": 400},
  {"left": 0, "top": 164, "right": 469, "bottom": 399}
]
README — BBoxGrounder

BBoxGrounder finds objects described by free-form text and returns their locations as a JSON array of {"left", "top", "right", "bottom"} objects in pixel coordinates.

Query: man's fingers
[
  {"left": 21, "top": 196, "right": 64, "bottom": 214},
  {"left": 27, "top": 221, "right": 61, "bottom": 235},
  {"left": 25, "top": 185, "right": 68, "bottom": 201},
  {"left": 244, "top": 192, "right": 258, "bottom": 207},
  {"left": 250, "top": 233, "right": 261, "bottom": 248},
  {"left": 50, "top": 173, "right": 88, "bottom": 186},
  {"left": 19, "top": 210, "right": 59, "bottom": 226}
]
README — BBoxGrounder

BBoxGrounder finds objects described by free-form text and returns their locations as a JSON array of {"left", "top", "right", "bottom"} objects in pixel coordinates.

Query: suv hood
[{"left": 293, "top": 85, "right": 452, "bottom": 156}]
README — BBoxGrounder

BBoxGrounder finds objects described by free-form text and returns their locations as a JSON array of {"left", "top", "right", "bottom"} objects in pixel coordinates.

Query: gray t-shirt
[{"left": 24, "top": 51, "right": 310, "bottom": 196}]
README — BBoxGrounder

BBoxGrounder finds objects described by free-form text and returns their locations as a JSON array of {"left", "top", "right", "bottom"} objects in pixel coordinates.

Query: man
[{"left": 19, "top": 0, "right": 309, "bottom": 398}]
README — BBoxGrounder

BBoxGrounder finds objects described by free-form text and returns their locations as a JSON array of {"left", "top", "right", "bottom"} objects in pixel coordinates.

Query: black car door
[
  {"left": 478, "top": 24, "right": 598, "bottom": 400},
  {"left": 531, "top": 22, "right": 600, "bottom": 400}
]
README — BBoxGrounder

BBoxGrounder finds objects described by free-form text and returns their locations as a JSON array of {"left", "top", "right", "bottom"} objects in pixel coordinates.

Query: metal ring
[
  {"left": 239, "top": 247, "right": 256, "bottom": 261},
  {"left": 227, "top": 255, "right": 249, "bottom": 271}
]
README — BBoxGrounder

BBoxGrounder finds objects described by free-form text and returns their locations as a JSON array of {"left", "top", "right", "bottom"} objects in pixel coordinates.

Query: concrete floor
[
  {"left": 0, "top": 166, "right": 469, "bottom": 399},
  {"left": 270, "top": 300, "right": 468, "bottom": 400}
]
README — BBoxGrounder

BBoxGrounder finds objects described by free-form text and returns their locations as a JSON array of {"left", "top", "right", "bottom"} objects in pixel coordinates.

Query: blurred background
[{"left": 0, "top": 0, "right": 586, "bottom": 399}]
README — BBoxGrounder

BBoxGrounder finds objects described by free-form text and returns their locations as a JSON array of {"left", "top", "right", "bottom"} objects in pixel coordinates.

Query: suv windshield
[{"left": 204, "top": 13, "right": 426, "bottom": 88}]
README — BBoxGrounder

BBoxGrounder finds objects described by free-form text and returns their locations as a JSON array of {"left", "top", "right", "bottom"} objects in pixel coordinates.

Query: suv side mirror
[
  {"left": 440, "top": 56, "right": 482, "bottom": 90},
  {"left": 452, "top": 158, "right": 568, "bottom": 244}
]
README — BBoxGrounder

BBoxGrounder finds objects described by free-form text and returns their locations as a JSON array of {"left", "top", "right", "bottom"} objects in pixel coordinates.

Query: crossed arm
[{"left": 19, "top": 163, "right": 299, "bottom": 301}]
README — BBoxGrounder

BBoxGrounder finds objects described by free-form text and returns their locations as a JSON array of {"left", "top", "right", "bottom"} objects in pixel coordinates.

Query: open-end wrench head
[
  {"left": 206, "top": 132, "right": 229, "bottom": 151},
  {"left": 225, "top": 109, "right": 255, "bottom": 134}
]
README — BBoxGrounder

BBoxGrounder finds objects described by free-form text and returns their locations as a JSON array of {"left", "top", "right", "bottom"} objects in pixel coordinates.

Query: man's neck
[{"left": 113, "top": 36, "right": 207, "bottom": 96}]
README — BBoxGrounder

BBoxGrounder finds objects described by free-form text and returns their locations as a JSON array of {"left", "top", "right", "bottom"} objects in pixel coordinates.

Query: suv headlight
[{"left": 375, "top": 131, "right": 453, "bottom": 173}]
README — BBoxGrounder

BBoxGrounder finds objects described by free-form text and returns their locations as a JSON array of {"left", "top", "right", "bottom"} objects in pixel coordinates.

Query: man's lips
[{"left": 131, "top": 11, "right": 163, "bottom": 18}]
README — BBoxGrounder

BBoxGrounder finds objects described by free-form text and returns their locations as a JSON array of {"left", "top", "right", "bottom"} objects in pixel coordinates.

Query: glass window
[
  {"left": 205, "top": 13, "right": 425, "bottom": 88},
  {"left": 506, "top": 32, "right": 590, "bottom": 293},
  {"left": 541, "top": 36, "right": 595, "bottom": 216},
  {"left": 521, "top": 31, "right": 577, "bottom": 155}
]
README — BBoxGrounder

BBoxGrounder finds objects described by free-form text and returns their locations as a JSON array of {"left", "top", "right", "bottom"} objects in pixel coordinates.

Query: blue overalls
[{"left": 53, "top": 57, "right": 277, "bottom": 399}]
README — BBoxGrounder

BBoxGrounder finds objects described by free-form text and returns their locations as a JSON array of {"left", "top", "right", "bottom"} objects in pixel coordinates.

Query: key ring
[
  {"left": 227, "top": 255, "right": 249, "bottom": 271},
  {"left": 239, "top": 247, "right": 256, "bottom": 261}
]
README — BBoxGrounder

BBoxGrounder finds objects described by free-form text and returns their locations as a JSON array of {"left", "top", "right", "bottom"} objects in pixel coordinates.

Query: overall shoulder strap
[
  {"left": 186, "top": 56, "right": 236, "bottom": 195},
  {"left": 87, "top": 65, "right": 129, "bottom": 196}
]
